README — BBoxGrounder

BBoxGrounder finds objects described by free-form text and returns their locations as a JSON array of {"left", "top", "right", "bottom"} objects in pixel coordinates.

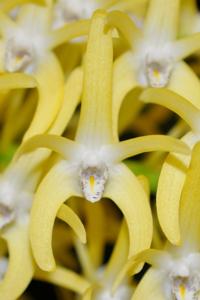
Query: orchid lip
[{"left": 79, "top": 164, "right": 109, "bottom": 203}]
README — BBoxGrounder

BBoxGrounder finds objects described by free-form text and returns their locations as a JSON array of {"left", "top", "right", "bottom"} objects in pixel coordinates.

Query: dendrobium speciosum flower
[
  {"left": 112, "top": 0, "right": 200, "bottom": 135},
  {"left": 17, "top": 10, "right": 190, "bottom": 273},
  {"left": 113, "top": 142, "right": 200, "bottom": 300},
  {"left": 0, "top": 3, "right": 90, "bottom": 140}
]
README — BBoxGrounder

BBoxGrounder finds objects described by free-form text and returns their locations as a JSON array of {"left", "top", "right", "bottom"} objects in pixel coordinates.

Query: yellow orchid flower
[
  {"left": 0, "top": 3, "right": 90, "bottom": 140},
  {"left": 138, "top": 86, "right": 200, "bottom": 245},
  {"left": 113, "top": 142, "right": 200, "bottom": 300},
  {"left": 112, "top": 0, "right": 200, "bottom": 136},
  {"left": 16, "top": 10, "right": 191, "bottom": 273}
]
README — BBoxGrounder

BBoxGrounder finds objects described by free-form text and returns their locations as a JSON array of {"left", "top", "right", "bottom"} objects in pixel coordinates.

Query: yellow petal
[
  {"left": 144, "top": 0, "right": 179, "bottom": 41},
  {"left": 82, "top": 287, "right": 93, "bottom": 300},
  {"left": 30, "top": 160, "right": 81, "bottom": 271},
  {"left": 169, "top": 61, "right": 200, "bottom": 109},
  {"left": 156, "top": 131, "right": 199, "bottom": 244},
  {"left": 23, "top": 53, "right": 64, "bottom": 140},
  {"left": 131, "top": 269, "right": 165, "bottom": 300},
  {"left": 112, "top": 52, "right": 139, "bottom": 141},
  {"left": 57, "top": 204, "right": 86, "bottom": 244},
  {"left": 0, "top": 0, "right": 44, "bottom": 12},
  {"left": 137, "top": 175, "right": 150, "bottom": 197},
  {"left": 49, "top": 67, "right": 83, "bottom": 135},
  {"left": 35, "top": 265, "right": 90, "bottom": 295},
  {"left": 84, "top": 201, "right": 105, "bottom": 268},
  {"left": 180, "top": 142, "right": 200, "bottom": 246},
  {"left": 173, "top": 33, "right": 200, "bottom": 60},
  {"left": 0, "top": 73, "right": 36, "bottom": 89},
  {"left": 49, "top": 20, "right": 90, "bottom": 49},
  {"left": 0, "top": 11, "right": 15, "bottom": 36},
  {"left": 1, "top": 221, "right": 34, "bottom": 300},
  {"left": 140, "top": 88, "right": 200, "bottom": 132},
  {"left": 104, "top": 163, "right": 153, "bottom": 258},
  {"left": 76, "top": 10, "right": 113, "bottom": 146},
  {"left": 15, "top": 134, "right": 78, "bottom": 160},
  {"left": 108, "top": 135, "right": 190, "bottom": 163},
  {"left": 107, "top": 10, "right": 141, "bottom": 47},
  {"left": 104, "top": 221, "right": 129, "bottom": 283},
  {"left": 113, "top": 249, "right": 169, "bottom": 292}
]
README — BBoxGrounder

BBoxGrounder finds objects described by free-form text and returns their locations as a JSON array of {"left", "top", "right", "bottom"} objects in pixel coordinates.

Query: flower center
[
  {"left": 79, "top": 164, "right": 108, "bottom": 203},
  {"left": 5, "top": 37, "right": 36, "bottom": 74},
  {"left": 53, "top": 0, "right": 97, "bottom": 29},
  {"left": 171, "top": 275, "right": 200, "bottom": 300},
  {"left": 95, "top": 285, "right": 133, "bottom": 300}
]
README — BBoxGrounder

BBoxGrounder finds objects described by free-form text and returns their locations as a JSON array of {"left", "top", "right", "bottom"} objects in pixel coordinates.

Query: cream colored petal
[
  {"left": 57, "top": 204, "right": 86, "bottom": 244},
  {"left": 108, "top": 135, "right": 190, "bottom": 163},
  {"left": 30, "top": 160, "right": 81, "bottom": 271},
  {"left": 23, "top": 53, "right": 64, "bottom": 140},
  {"left": 131, "top": 269, "right": 165, "bottom": 300},
  {"left": 112, "top": 52, "right": 139, "bottom": 141},
  {"left": 104, "top": 163, "right": 153, "bottom": 258},
  {"left": 15, "top": 134, "right": 78, "bottom": 161},
  {"left": 180, "top": 142, "right": 200, "bottom": 246},
  {"left": 49, "top": 20, "right": 90, "bottom": 49},
  {"left": 169, "top": 61, "right": 200, "bottom": 109},
  {"left": 35, "top": 265, "right": 90, "bottom": 295},
  {"left": 104, "top": 221, "right": 129, "bottom": 283},
  {"left": 49, "top": 67, "right": 83, "bottom": 135},
  {"left": 84, "top": 201, "right": 105, "bottom": 268},
  {"left": 144, "top": 0, "right": 179, "bottom": 41},
  {"left": 107, "top": 10, "right": 142, "bottom": 47},
  {"left": 140, "top": 88, "right": 200, "bottom": 132},
  {"left": 0, "top": 73, "right": 36, "bottom": 89},
  {"left": 113, "top": 249, "right": 169, "bottom": 292},
  {"left": 1, "top": 221, "right": 34, "bottom": 300},
  {"left": 156, "top": 131, "right": 199, "bottom": 244},
  {"left": 173, "top": 33, "right": 200, "bottom": 60},
  {"left": 76, "top": 10, "right": 113, "bottom": 146},
  {"left": 0, "top": 11, "right": 15, "bottom": 36}
]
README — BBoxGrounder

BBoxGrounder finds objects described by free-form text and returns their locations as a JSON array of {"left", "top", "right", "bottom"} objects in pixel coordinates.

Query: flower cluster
[{"left": 0, "top": 0, "right": 200, "bottom": 299}]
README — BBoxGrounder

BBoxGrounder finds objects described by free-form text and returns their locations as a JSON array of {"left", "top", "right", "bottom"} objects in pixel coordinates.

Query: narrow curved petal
[
  {"left": 156, "top": 132, "right": 199, "bottom": 244},
  {"left": 104, "top": 163, "right": 153, "bottom": 258},
  {"left": 131, "top": 269, "right": 165, "bottom": 300},
  {"left": 16, "top": 134, "right": 79, "bottom": 161},
  {"left": 180, "top": 142, "right": 200, "bottom": 246},
  {"left": 35, "top": 265, "right": 90, "bottom": 295},
  {"left": 107, "top": 10, "right": 142, "bottom": 47},
  {"left": 112, "top": 52, "right": 139, "bottom": 140},
  {"left": 137, "top": 175, "right": 150, "bottom": 196},
  {"left": 140, "top": 88, "right": 200, "bottom": 132},
  {"left": 23, "top": 53, "right": 64, "bottom": 140},
  {"left": 108, "top": 135, "right": 190, "bottom": 163},
  {"left": 169, "top": 61, "right": 200, "bottom": 109},
  {"left": 0, "top": 11, "right": 16, "bottom": 36},
  {"left": 0, "top": 221, "right": 34, "bottom": 300},
  {"left": 0, "top": 73, "right": 36, "bottom": 89},
  {"left": 76, "top": 10, "right": 113, "bottom": 146},
  {"left": 49, "top": 20, "right": 90, "bottom": 49},
  {"left": 49, "top": 67, "right": 83, "bottom": 135},
  {"left": 113, "top": 249, "right": 169, "bottom": 292},
  {"left": 30, "top": 160, "right": 81, "bottom": 271},
  {"left": 82, "top": 287, "right": 93, "bottom": 300},
  {"left": 57, "top": 204, "right": 86, "bottom": 244},
  {"left": 84, "top": 201, "right": 105, "bottom": 268},
  {"left": 144, "top": 0, "right": 179, "bottom": 41},
  {"left": 104, "top": 221, "right": 129, "bottom": 283},
  {"left": 173, "top": 33, "right": 200, "bottom": 60}
]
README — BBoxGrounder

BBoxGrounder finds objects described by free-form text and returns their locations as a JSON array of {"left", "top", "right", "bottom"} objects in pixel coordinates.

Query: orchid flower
[
  {"left": 112, "top": 0, "right": 200, "bottom": 136},
  {"left": 138, "top": 83, "right": 200, "bottom": 246},
  {"left": 113, "top": 142, "right": 200, "bottom": 300},
  {"left": 16, "top": 10, "right": 191, "bottom": 273},
  {"left": 0, "top": 55, "right": 86, "bottom": 299},
  {"left": 0, "top": 2, "right": 90, "bottom": 140}
]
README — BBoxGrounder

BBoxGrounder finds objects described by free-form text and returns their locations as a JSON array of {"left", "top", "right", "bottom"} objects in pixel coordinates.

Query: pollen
[{"left": 179, "top": 285, "right": 186, "bottom": 298}]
